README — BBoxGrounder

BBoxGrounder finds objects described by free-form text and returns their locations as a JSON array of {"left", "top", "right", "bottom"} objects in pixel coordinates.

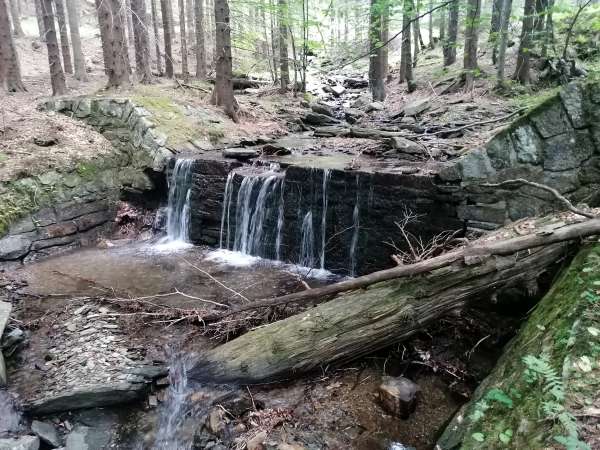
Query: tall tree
[
  {"left": 96, "top": 0, "right": 131, "bottom": 87},
  {"left": 381, "top": 0, "right": 390, "bottom": 77},
  {"left": 443, "top": 0, "right": 459, "bottom": 66},
  {"left": 463, "top": 0, "right": 481, "bottom": 90},
  {"left": 496, "top": 0, "right": 513, "bottom": 87},
  {"left": 211, "top": 0, "right": 238, "bottom": 122},
  {"left": 150, "top": 0, "right": 162, "bottom": 75},
  {"left": 186, "top": 0, "right": 194, "bottom": 44},
  {"left": 412, "top": 2, "right": 420, "bottom": 68},
  {"left": 54, "top": 0, "right": 73, "bottom": 74},
  {"left": 160, "top": 0, "right": 173, "bottom": 77},
  {"left": 178, "top": 0, "right": 189, "bottom": 82},
  {"left": 490, "top": 0, "right": 502, "bottom": 63},
  {"left": 9, "top": 0, "right": 24, "bottom": 37},
  {"left": 428, "top": 0, "right": 434, "bottom": 48},
  {"left": 541, "top": 0, "right": 554, "bottom": 57},
  {"left": 278, "top": 0, "right": 289, "bottom": 91},
  {"left": 34, "top": 0, "right": 45, "bottom": 40},
  {"left": 368, "top": 0, "right": 385, "bottom": 101},
  {"left": 399, "top": 0, "right": 415, "bottom": 91},
  {"left": 65, "top": 0, "right": 86, "bottom": 81},
  {"left": 41, "top": 0, "right": 66, "bottom": 94},
  {"left": 514, "top": 0, "right": 535, "bottom": 84},
  {"left": 131, "top": 0, "right": 152, "bottom": 83},
  {"left": 269, "top": 0, "right": 278, "bottom": 82},
  {"left": 0, "top": 0, "right": 25, "bottom": 91},
  {"left": 194, "top": 0, "right": 206, "bottom": 78}
]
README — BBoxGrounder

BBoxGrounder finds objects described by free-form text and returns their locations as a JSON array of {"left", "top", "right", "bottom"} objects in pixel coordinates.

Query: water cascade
[
  {"left": 320, "top": 169, "right": 331, "bottom": 269},
  {"left": 219, "top": 167, "right": 285, "bottom": 260},
  {"left": 299, "top": 211, "right": 315, "bottom": 268},
  {"left": 164, "top": 159, "right": 194, "bottom": 242},
  {"left": 349, "top": 176, "right": 360, "bottom": 277}
]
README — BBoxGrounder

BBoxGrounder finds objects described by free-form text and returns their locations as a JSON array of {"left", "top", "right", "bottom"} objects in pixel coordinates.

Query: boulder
[
  {"left": 309, "top": 103, "right": 334, "bottom": 118},
  {"left": 65, "top": 425, "right": 112, "bottom": 450},
  {"left": 386, "top": 137, "right": 426, "bottom": 155},
  {"left": 366, "top": 102, "right": 384, "bottom": 113},
  {"left": 222, "top": 148, "right": 260, "bottom": 160},
  {"left": 0, "top": 235, "right": 34, "bottom": 261},
  {"left": 378, "top": 376, "right": 420, "bottom": 419},
  {"left": 246, "top": 431, "right": 267, "bottom": 450},
  {"left": 0, "top": 436, "right": 40, "bottom": 450},
  {"left": 262, "top": 144, "right": 292, "bottom": 156},
  {"left": 324, "top": 85, "right": 345, "bottom": 97},
  {"left": 344, "top": 108, "right": 365, "bottom": 124},
  {"left": 33, "top": 135, "right": 58, "bottom": 147},
  {"left": 343, "top": 78, "right": 369, "bottom": 89},
  {"left": 351, "top": 95, "right": 371, "bottom": 110},
  {"left": 31, "top": 421, "right": 61, "bottom": 448},
  {"left": 403, "top": 98, "right": 431, "bottom": 116},
  {"left": 0, "top": 301, "right": 12, "bottom": 386},
  {"left": 302, "top": 112, "right": 339, "bottom": 126}
]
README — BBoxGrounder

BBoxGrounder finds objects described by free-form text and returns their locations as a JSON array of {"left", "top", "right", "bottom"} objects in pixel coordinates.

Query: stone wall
[{"left": 439, "top": 81, "right": 600, "bottom": 230}]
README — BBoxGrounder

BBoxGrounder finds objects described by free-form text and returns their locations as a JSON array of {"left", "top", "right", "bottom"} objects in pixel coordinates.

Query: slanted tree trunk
[
  {"left": 131, "top": 0, "right": 152, "bottom": 83},
  {"left": 490, "top": 0, "right": 502, "bottom": 63},
  {"left": 41, "top": 0, "right": 66, "bottom": 94},
  {"left": 150, "top": 0, "right": 162, "bottom": 75},
  {"left": 443, "top": 0, "right": 458, "bottom": 66},
  {"left": 194, "top": 0, "right": 206, "bottom": 78},
  {"left": 160, "top": 0, "right": 173, "bottom": 77},
  {"left": 496, "top": 0, "right": 513, "bottom": 87},
  {"left": 211, "top": 0, "right": 238, "bottom": 122},
  {"left": 178, "top": 0, "right": 189, "bottom": 82},
  {"left": 54, "top": 0, "right": 73, "bottom": 74},
  {"left": 65, "top": 0, "right": 86, "bottom": 81},
  {"left": 0, "top": 0, "right": 26, "bottom": 91},
  {"left": 278, "top": 0, "right": 289, "bottom": 92},
  {"left": 34, "top": 0, "right": 45, "bottom": 40},
  {"left": 189, "top": 217, "right": 600, "bottom": 383},
  {"left": 514, "top": 0, "right": 535, "bottom": 84},
  {"left": 9, "top": 0, "right": 24, "bottom": 37},
  {"left": 95, "top": 0, "right": 130, "bottom": 87},
  {"left": 399, "top": 0, "right": 415, "bottom": 91},
  {"left": 463, "top": 0, "right": 481, "bottom": 90},
  {"left": 368, "top": 0, "right": 385, "bottom": 101}
]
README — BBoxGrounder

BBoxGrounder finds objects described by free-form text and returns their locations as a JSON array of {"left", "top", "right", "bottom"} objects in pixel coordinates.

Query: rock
[
  {"left": 2, "top": 327, "right": 24, "bottom": 350},
  {"left": 217, "top": 393, "right": 258, "bottom": 417},
  {"left": 31, "top": 420, "right": 61, "bottom": 448},
  {"left": 351, "top": 95, "right": 371, "bottom": 110},
  {"left": 530, "top": 100, "right": 571, "bottom": 138},
  {"left": 403, "top": 98, "right": 431, "bottom": 116},
  {"left": 206, "top": 408, "right": 226, "bottom": 436},
  {"left": 343, "top": 77, "right": 369, "bottom": 89},
  {"left": 0, "top": 301, "right": 12, "bottom": 386},
  {"left": 309, "top": 103, "right": 334, "bottom": 117},
  {"left": 560, "top": 82, "right": 586, "bottom": 128},
  {"left": 386, "top": 137, "right": 425, "bottom": 155},
  {"left": 510, "top": 124, "right": 543, "bottom": 164},
  {"left": 366, "top": 102, "right": 384, "bottom": 113},
  {"left": 261, "top": 144, "right": 291, "bottom": 156},
  {"left": 542, "top": 130, "right": 593, "bottom": 171},
  {"left": 324, "top": 85, "right": 345, "bottom": 97},
  {"left": 302, "top": 112, "right": 339, "bottom": 126},
  {"left": 65, "top": 425, "right": 112, "bottom": 450},
  {"left": 26, "top": 382, "right": 148, "bottom": 415},
  {"left": 344, "top": 108, "right": 365, "bottom": 124},
  {"left": 222, "top": 148, "right": 260, "bottom": 160},
  {"left": 0, "top": 436, "right": 40, "bottom": 450},
  {"left": 246, "top": 431, "right": 267, "bottom": 450},
  {"left": 378, "top": 376, "right": 420, "bottom": 419},
  {"left": 33, "top": 135, "right": 58, "bottom": 147},
  {"left": 0, "top": 235, "right": 33, "bottom": 260},
  {"left": 278, "top": 444, "right": 307, "bottom": 450}
]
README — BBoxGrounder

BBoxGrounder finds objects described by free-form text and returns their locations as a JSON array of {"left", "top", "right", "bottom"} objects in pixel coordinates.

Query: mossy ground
[{"left": 439, "top": 244, "right": 600, "bottom": 449}]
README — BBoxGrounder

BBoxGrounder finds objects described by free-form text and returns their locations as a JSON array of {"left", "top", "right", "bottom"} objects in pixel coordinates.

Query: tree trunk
[
  {"left": 41, "top": 0, "right": 66, "bottom": 94},
  {"left": 124, "top": 0, "right": 134, "bottom": 51},
  {"left": 368, "top": 0, "right": 385, "bottom": 101},
  {"left": 178, "top": 0, "right": 189, "bottom": 82},
  {"left": 269, "top": 0, "right": 278, "bottom": 82},
  {"left": 439, "top": 4, "right": 445, "bottom": 44},
  {"left": 490, "top": 0, "right": 502, "bottom": 63},
  {"left": 211, "top": 0, "right": 238, "bottom": 122},
  {"left": 0, "top": 0, "right": 26, "bottom": 91},
  {"left": 514, "top": 0, "right": 535, "bottom": 84},
  {"left": 160, "top": 0, "right": 173, "bottom": 77},
  {"left": 189, "top": 217, "right": 600, "bottom": 383},
  {"left": 186, "top": 0, "right": 194, "bottom": 45},
  {"left": 443, "top": 0, "right": 458, "bottom": 66},
  {"left": 428, "top": 0, "right": 434, "bottom": 48},
  {"left": 131, "top": 0, "right": 152, "bottom": 83},
  {"left": 34, "top": 0, "right": 45, "bottom": 40},
  {"left": 412, "top": 2, "right": 420, "bottom": 68},
  {"left": 65, "top": 0, "right": 86, "bottom": 81},
  {"left": 541, "top": 0, "right": 554, "bottom": 57},
  {"left": 495, "top": 0, "right": 513, "bottom": 87},
  {"left": 381, "top": 0, "right": 390, "bottom": 78},
  {"left": 399, "top": 0, "right": 415, "bottom": 91},
  {"left": 278, "top": 0, "right": 289, "bottom": 92},
  {"left": 194, "top": 0, "right": 205, "bottom": 78},
  {"left": 463, "top": 0, "right": 481, "bottom": 90},
  {"left": 150, "top": 0, "right": 162, "bottom": 75},
  {"left": 95, "top": 0, "right": 130, "bottom": 87},
  {"left": 54, "top": 0, "right": 73, "bottom": 74},
  {"left": 9, "top": 0, "right": 24, "bottom": 37}
]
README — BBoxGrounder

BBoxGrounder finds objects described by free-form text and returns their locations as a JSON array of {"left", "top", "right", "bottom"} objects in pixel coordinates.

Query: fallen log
[{"left": 189, "top": 217, "right": 600, "bottom": 384}]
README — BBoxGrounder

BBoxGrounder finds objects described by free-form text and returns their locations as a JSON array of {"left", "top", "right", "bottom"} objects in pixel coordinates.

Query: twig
[
  {"left": 428, "top": 109, "right": 526, "bottom": 136},
  {"left": 481, "top": 178, "right": 595, "bottom": 219},
  {"left": 180, "top": 258, "right": 250, "bottom": 302}
]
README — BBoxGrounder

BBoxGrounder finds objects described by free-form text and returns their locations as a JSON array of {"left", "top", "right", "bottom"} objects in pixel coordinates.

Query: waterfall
[
  {"left": 165, "top": 159, "right": 193, "bottom": 242},
  {"left": 320, "top": 169, "right": 331, "bottom": 269},
  {"left": 219, "top": 167, "right": 285, "bottom": 260},
  {"left": 154, "top": 355, "right": 192, "bottom": 450},
  {"left": 349, "top": 177, "right": 360, "bottom": 277},
  {"left": 299, "top": 211, "right": 315, "bottom": 268}
]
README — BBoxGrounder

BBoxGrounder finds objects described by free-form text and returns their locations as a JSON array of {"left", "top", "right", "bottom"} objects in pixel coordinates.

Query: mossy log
[
  {"left": 190, "top": 242, "right": 570, "bottom": 384},
  {"left": 437, "top": 244, "right": 600, "bottom": 450}
]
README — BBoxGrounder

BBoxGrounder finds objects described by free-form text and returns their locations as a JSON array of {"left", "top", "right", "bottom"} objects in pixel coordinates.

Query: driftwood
[
  {"left": 189, "top": 218, "right": 600, "bottom": 383},
  {"left": 207, "top": 78, "right": 269, "bottom": 89}
]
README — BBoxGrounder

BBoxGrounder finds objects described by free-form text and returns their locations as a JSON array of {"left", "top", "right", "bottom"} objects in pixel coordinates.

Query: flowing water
[
  {"left": 300, "top": 210, "right": 315, "bottom": 268},
  {"left": 320, "top": 169, "right": 332, "bottom": 269},
  {"left": 164, "top": 159, "right": 194, "bottom": 243},
  {"left": 349, "top": 176, "right": 360, "bottom": 277}
]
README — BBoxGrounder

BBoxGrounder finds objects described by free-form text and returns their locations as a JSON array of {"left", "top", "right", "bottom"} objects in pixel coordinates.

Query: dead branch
[
  {"left": 481, "top": 178, "right": 596, "bottom": 219},
  {"left": 428, "top": 109, "right": 526, "bottom": 136},
  {"left": 181, "top": 258, "right": 250, "bottom": 302}
]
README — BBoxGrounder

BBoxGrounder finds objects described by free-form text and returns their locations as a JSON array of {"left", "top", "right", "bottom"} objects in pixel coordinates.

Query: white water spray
[
  {"left": 164, "top": 159, "right": 194, "bottom": 243},
  {"left": 320, "top": 169, "right": 331, "bottom": 269},
  {"left": 300, "top": 211, "right": 315, "bottom": 268}
]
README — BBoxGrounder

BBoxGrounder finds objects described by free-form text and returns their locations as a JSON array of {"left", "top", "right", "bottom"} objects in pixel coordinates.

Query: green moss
[
  {"left": 76, "top": 162, "right": 99, "bottom": 180},
  {"left": 439, "top": 245, "right": 600, "bottom": 449}
]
